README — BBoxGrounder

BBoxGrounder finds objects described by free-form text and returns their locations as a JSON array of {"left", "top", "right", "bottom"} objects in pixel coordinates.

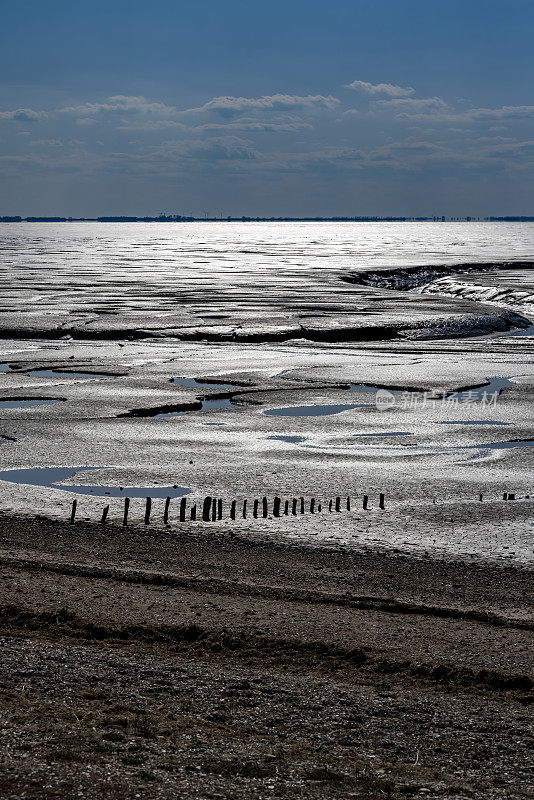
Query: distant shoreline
[{"left": 1, "top": 215, "right": 533, "bottom": 223}]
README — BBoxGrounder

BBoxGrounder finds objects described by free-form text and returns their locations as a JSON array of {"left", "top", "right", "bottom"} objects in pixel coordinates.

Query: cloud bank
[{"left": 1, "top": 80, "right": 533, "bottom": 214}]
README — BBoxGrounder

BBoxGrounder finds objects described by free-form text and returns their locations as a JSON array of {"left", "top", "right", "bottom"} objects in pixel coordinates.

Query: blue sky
[{"left": 1, "top": 0, "right": 533, "bottom": 216}]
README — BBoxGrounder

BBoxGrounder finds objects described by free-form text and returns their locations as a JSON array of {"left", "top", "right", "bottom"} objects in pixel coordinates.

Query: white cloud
[
  {"left": 345, "top": 80, "right": 415, "bottom": 98},
  {"left": 0, "top": 108, "right": 47, "bottom": 122},
  {"left": 183, "top": 94, "right": 339, "bottom": 116},
  {"left": 3, "top": 87, "right": 534, "bottom": 185},
  {"left": 396, "top": 104, "right": 534, "bottom": 123},
  {"left": 1, "top": 93, "right": 337, "bottom": 134},
  {"left": 191, "top": 117, "right": 313, "bottom": 132},
  {"left": 466, "top": 105, "right": 534, "bottom": 121},
  {"left": 27, "top": 139, "right": 63, "bottom": 147},
  {"left": 59, "top": 93, "right": 339, "bottom": 122},
  {"left": 372, "top": 96, "right": 448, "bottom": 113},
  {"left": 59, "top": 95, "right": 177, "bottom": 118}
]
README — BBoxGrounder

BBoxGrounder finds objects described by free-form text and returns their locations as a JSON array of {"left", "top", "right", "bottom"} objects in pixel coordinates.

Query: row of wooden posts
[
  {"left": 69, "top": 493, "right": 386, "bottom": 525},
  {"left": 478, "top": 492, "right": 524, "bottom": 501}
]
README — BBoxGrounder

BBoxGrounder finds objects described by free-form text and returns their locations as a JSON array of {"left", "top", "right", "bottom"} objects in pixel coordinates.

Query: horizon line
[{"left": 1, "top": 215, "right": 534, "bottom": 223}]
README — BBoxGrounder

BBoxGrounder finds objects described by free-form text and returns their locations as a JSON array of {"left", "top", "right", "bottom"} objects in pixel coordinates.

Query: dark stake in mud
[
  {"left": 163, "top": 496, "right": 171, "bottom": 524},
  {"left": 180, "top": 497, "right": 187, "bottom": 522},
  {"left": 101, "top": 505, "right": 109, "bottom": 524},
  {"left": 70, "top": 499, "right": 77, "bottom": 524},
  {"left": 122, "top": 497, "right": 130, "bottom": 526},
  {"left": 202, "top": 496, "right": 212, "bottom": 522},
  {"left": 144, "top": 497, "right": 152, "bottom": 525}
]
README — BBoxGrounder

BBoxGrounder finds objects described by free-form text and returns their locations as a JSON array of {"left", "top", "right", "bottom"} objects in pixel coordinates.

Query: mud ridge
[
  {"left": 1, "top": 555, "right": 531, "bottom": 632},
  {"left": 1, "top": 604, "right": 531, "bottom": 694}
]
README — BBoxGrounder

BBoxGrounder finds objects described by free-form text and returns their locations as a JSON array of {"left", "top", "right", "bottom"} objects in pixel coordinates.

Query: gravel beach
[{"left": 0, "top": 514, "right": 532, "bottom": 799}]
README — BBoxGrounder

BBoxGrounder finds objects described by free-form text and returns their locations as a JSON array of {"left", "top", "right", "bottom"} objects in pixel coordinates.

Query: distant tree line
[{"left": 1, "top": 215, "right": 533, "bottom": 223}]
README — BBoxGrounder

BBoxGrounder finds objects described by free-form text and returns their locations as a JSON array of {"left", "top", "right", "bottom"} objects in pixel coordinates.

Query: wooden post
[
  {"left": 163, "top": 496, "right": 171, "bottom": 524},
  {"left": 179, "top": 497, "right": 187, "bottom": 522},
  {"left": 508, "top": 493, "right": 515, "bottom": 500},
  {"left": 335, "top": 496, "right": 341, "bottom": 512},
  {"left": 262, "top": 496, "right": 268, "bottom": 518},
  {"left": 273, "top": 497, "right": 281, "bottom": 517},
  {"left": 202, "top": 496, "right": 212, "bottom": 522},
  {"left": 253, "top": 499, "right": 259, "bottom": 518},
  {"left": 284, "top": 500, "right": 289, "bottom": 515},
  {"left": 123, "top": 497, "right": 130, "bottom": 526},
  {"left": 346, "top": 496, "right": 351, "bottom": 511},
  {"left": 242, "top": 499, "right": 247, "bottom": 518},
  {"left": 144, "top": 497, "right": 152, "bottom": 525},
  {"left": 190, "top": 503, "right": 197, "bottom": 521},
  {"left": 292, "top": 498, "right": 297, "bottom": 516},
  {"left": 328, "top": 499, "right": 333, "bottom": 512},
  {"left": 230, "top": 500, "right": 236, "bottom": 520},
  {"left": 69, "top": 499, "right": 77, "bottom": 524},
  {"left": 211, "top": 498, "right": 217, "bottom": 521},
  {"left": 101, "top": 505, "right": 109, "bottom": 525},
  {"left": 478, "top": 494, "right": 483, "bottom": 502},
  {"left": 310, "top": 498, "right": 315, "bottom": 514},
  {"left": 363, "top": 495, "right": 368, "bottom": 510},
  {"left": 317, "top": 502, "right": 322, "bottom": 512},
  {"left": 503, "top": 492, "right": 508, "bottom": 500},
  {"left": 300, "top": 497, "right": 305, "bottom": 514},
  {"left": 217, "top": 498, "right": 223, "bottom": 520},
  {"left": 379, "top": 493, "right": 385, "bottom": 510}
]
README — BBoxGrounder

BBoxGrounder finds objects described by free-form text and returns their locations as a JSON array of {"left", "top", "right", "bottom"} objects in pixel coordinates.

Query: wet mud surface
[
  {"left": 0, "top": 223, "right": 533, "bottom": 798},
  {"left": 0, "top": 336, "right": 533, "bottom": 563}
]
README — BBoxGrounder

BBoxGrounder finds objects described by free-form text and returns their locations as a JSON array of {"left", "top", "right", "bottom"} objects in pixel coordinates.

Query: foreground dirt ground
[{"left": 0, "top": 516, "right": 532, "bottom": 799}]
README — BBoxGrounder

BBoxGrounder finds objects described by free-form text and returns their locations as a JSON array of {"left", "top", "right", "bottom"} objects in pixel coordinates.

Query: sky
[{"left": 1, "top": 0, "right": 533, "bottom": 217}]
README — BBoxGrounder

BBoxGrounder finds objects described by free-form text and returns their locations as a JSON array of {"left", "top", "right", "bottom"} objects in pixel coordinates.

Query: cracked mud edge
[
  {"left": 0, "top": 313, "right": 529, "bottom": 344},
  {"left": 340, "top": 260, "right": 534, "bottom": 291},
  {"left": 117, "top": 400, "right": 203, "bottom": 418},
  {"left": 0, "top": 604, "right": 531, "bottom": 695},
  {"left": 116, "top": 391, "right": 262, "bottom": 418}
]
